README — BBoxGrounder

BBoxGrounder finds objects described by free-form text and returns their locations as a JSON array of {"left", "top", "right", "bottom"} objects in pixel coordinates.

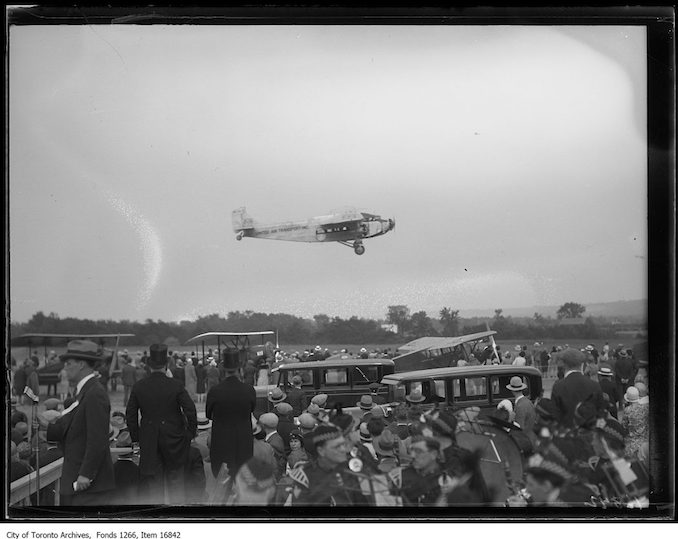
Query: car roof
[
  {"left": 273, "top": 358, "right": 395, "bottom": 372},
  {"left": 380, "top": 365, "right": 541, "bottom": 383}
]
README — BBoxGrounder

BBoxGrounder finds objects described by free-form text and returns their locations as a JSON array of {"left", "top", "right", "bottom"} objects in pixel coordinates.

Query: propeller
[{"left": 389, "top": 218, "right": 396, "bottom": 232}]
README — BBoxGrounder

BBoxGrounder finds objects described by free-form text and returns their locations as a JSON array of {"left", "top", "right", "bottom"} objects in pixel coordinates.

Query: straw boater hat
[
  {"left": 514, "top": 345, "right": 522, "bottom": 352},
  {"left": 60, "top": 340, "right": 102, "bottom": 365},
  {"left": 357, "top": 395, "right": 376, "bottom": 411},
  {"left": 197, "top": 412, "right": 212, "bottom": 430},
  {"left": 506, "top": 376, "right": 528, "bottom": 392},
  {"left": 405, "top": 387, "right": 426, "bottom": 403},
  {"left": 268, "top": 387, "right": 287, "bottom": 404},
  {"left": 598, "top": 367, "right": 614, "bottom": 377}
]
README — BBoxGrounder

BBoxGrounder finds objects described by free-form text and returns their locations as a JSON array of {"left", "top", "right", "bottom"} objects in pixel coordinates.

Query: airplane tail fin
[{"left": 232, "top": 207, "right": 255, "bottom": 232}]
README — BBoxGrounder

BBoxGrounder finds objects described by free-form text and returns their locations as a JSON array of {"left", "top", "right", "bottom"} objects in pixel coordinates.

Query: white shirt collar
[
  {"left": 265, "top": 431, "right": 277, "bottom": 441},
  {"left": 76, "top": 372, "right": 97, "bottom": 396},
  {"left": 564, "top": 369, "right": 581, "bottom": 378},
  {"left": 515, "top": 394, "right": 525, "bottom": 403}
]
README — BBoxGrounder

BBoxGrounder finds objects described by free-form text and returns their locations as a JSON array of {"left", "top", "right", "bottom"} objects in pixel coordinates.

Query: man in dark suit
[
  {"left": 550, "top": 349, "right": 604, "bottom": 428},
  {"left": 206, "top": 349, "right": 256, "bottom": 478},
  {"left": 46, "top": 340, "right": 115, "bottom": 506},
  {"left": 507, "top": 376, "right": 537, "bottom": 448},
  {"left": 126, "top": 343, "right": 197, "bottom": 504}
]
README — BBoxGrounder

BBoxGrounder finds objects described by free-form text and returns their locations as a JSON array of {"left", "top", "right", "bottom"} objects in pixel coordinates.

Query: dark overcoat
[
  {"left": 551, "top": 372, "right": 603, "bottom": 427},
  {"left": 126, "top": 371, "right": 198, "bottom": 476},
  {"left": 46, "top": 376, "right": 115, "bottom": 496},
  {"left": 206, "top": 375, "right": 256, "bottom": 477}
]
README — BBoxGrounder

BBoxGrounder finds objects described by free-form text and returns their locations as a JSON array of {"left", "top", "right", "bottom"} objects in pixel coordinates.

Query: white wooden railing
[{"left": 9, "top": 447, "right": 132, "bottom": 506}]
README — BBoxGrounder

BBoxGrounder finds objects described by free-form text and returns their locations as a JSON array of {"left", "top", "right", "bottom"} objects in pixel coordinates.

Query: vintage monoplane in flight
[{"left": 232, "top": 206, "right": 395, "bottom": 255}]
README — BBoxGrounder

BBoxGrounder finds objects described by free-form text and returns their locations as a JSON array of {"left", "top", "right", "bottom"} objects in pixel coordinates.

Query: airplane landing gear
[
  {"left": 236, "top": 231, "right": 244, "bottom": 241},
  {"left": 353, "top": 242, "right": 365, "bottom": 255}
]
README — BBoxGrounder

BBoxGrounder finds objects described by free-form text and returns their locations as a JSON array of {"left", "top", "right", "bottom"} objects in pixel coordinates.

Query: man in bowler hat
[
  {"left": 126, "top": 343, "right": 198, "bottom": 504},
  {"left": 46, "top": 340, "right": 115, "bottom": 506},
  {"left": 206, "top": 348, "right": 256, "bottom": 478}
]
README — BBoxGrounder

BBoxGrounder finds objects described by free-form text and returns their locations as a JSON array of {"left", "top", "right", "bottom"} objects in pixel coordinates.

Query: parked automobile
[
  {"left": 255, "top": 358, "right": 395, "bottom": 416},
  {"left": 379, "top": 365, "right": 543, "bottom": 411}
]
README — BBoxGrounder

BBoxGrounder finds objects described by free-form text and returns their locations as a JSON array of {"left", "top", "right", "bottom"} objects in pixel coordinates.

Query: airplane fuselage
[{"left": 232, "top": 207, "right": 394, "bottom": 255}]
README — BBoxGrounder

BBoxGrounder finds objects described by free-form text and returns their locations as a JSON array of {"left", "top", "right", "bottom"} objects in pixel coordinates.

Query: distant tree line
[{"left": 11, "top": 301, "right": 645, "bottom": 347}]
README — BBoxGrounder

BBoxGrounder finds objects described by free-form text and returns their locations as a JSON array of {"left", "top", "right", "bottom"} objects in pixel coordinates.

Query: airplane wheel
[
  {"left": 354, "top": 245, "right": 365, "bottom": 255},
  {"left": 236, "top": 231, "right": 244, "bottom": 241}
]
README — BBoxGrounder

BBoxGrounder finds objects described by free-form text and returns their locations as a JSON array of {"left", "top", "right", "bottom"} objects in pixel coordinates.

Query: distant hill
[{"left": 459, "top": 299, "right": 647, "bottom": 321}]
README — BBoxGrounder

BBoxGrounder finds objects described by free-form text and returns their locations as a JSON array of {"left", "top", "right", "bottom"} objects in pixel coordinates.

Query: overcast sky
[{"left": 8, "top": 24, "right": 648, "bottom": 323}]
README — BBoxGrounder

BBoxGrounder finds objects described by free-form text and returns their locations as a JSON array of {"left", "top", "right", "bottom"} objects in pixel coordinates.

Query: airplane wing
[
  {"left": 184, "top": 331, "right": 276, "bottom": 345},
  {"left": 397, "top": 331, "right": 497, "bottom": 354}
]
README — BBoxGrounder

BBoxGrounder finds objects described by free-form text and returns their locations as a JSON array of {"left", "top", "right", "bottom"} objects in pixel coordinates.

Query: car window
[
  {"left": 464, "top": 377, "right": 487, "bottom": 399},
  {"left": 291, "top": 369, "right": 314, "bottom": 387},
  {"left": 351, "top": 365, "right": 380, "bottom": 385},
  {"left": 433, "top": 379, "right": 446, "bottom": 400},
  {"left": 323, "top": 368, "right": 348, "bottom": 386}
]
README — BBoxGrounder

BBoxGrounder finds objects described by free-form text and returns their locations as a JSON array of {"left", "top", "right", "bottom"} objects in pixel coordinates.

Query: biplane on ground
[
  {"left": 392, "top": 329, "right": 501, "bottom": 372},
  {"left": 184, "top": 330, "right": 277, "bottom": 370},
  {"left": 232, "top": 206, "right": 395, "bottom": 255}
]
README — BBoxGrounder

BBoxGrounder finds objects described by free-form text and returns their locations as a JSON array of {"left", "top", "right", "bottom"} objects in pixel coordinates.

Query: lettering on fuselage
[{"left": 258, "top": 224, "right": 309, "bottom": 235}]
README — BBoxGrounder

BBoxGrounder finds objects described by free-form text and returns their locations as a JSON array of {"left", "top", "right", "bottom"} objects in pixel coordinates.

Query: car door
[{"left": 320, "top": 366, "right": 352, "bottom": 408}]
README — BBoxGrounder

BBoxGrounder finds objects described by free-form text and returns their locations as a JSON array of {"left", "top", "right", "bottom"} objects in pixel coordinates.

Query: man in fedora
[
  {"left": 126, "top": 343, "right": 197, "bottom": 504},
  {"left": 46, "top": 340, "right": 115, "bottom": 506},
  {"left": 206, "top": 348, "right": 256, "bottom": 478},
  {"left": 551, "top": 349, "right": 603, "bottom": 428},
  {"left": 507, "top": 376, "right": 537, "bottom": 447},
  {"left": 267, "top": 386, "right": 287, "bottom": 413}
]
